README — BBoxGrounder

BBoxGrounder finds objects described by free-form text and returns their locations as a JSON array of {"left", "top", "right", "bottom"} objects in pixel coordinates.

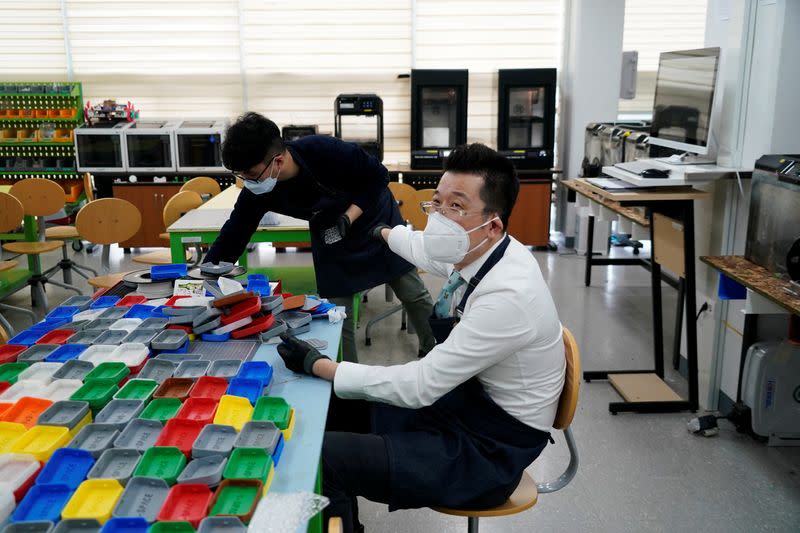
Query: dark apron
[{"left": 373, "top": 235, "right": 550, "bottom": 511}]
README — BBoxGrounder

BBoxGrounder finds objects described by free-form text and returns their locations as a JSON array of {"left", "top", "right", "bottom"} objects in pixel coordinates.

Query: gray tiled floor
[{"left": 2, "top": 241, "right": 798, "bottom": 532}]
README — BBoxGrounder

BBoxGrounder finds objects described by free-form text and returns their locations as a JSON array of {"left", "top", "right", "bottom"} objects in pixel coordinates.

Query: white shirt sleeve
[
  {"left": 386, "top": 225, "right": 450, "bottom": 278},
  {"left": 333, "top": 286, "right": 533, "bottom": 408}
]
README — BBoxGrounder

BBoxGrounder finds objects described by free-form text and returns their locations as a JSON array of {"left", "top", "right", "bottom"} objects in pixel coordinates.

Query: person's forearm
[
  {"left": 345, "top": 204, "right": 363, "bottom": 223},
  {"left": 312, "top": 358, "right": 338, "bottom": 381}
]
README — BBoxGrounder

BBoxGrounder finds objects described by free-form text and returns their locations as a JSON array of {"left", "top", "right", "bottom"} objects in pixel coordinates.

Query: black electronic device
[
  {"left": 282, "top": 125, "right": 318, "bottom": 142},
  {"left": 410, "top": 69, "right": 468, "bottom": 170},
  {"left": 640, "top": 168, "right": 670, "bottom": 179},
  {"left": 334, "top": 94, "right": 383, "bottom": 161},
  {"left": 497, "top": 68, "right": 557, "bottom": 170}
]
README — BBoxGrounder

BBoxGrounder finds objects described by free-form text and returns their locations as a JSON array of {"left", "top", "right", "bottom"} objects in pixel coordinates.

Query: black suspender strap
[{"left": 455, "top": 235, "right": 511, "bottom": 314}]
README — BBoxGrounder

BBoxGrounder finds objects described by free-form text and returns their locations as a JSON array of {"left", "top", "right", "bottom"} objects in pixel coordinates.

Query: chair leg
[
  {"left": 0, "top": 312, "right": 15, "bottom": 338},
  {"left": 364, "top": 304, "right": 403, "bottom": 346},
  {"left": 45, "top": 278, "right": 83, "bottom": 296},
  {"left": 467, "top": 517, "right": 479, "bottom": 533},
  {"left": 0, "top": 302, "right": 37, "bottom": 328}
]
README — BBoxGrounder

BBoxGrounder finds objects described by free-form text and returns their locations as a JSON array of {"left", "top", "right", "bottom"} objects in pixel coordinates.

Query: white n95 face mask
[
  {"left": 244, "top": 175, "right": 277, "bottom": 195},
  {"left": 422, "top": 212, "right": 498, "bottom": 263}
]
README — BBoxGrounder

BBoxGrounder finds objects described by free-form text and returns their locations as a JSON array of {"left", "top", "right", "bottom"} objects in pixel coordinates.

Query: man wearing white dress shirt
[{"left": 277, "top": 143, "right": 566, "bottom": 533}]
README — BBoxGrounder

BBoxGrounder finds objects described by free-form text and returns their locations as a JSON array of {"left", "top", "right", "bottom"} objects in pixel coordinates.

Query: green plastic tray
[
  {"left": 138, "top": 398, "right": 181, "bottom": 422},
  {"left": 114, "top": 379, "right": 159, "bottom": 401},
  {"left": 149, "top": 522, "right": 196, "bottom": 533},
  {"left": 133, "top": 446, "right": 186, "bottom": 484},
  {"left": 251, "top": 397, "right": 290, "bottom": 429},
  {"left": 0, "top": 362, "right": 30, "bottom": 384},
  {"left": 84, "top": 362, "right": 130, "bottom": 385},
  {"left": 70, "top": 379, "right": 118, "bottom": 413},
  {"left": 209, "top": 480, "right": 261, "bottom": 522},
  {"left": 223, "top": 448, "right": 272, "bottom": 483}
]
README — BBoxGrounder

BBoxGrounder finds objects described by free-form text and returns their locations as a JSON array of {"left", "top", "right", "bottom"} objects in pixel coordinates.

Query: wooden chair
[
  {"left": 132, "top": 190, "right": 203, "bottom": 266},
  {"left": 412, "top": 188, "right": 436, "bottom": 231},
  {"left": 2, "top": 180, "right": 83, "bottom": 310},
  {"left": 328, "top": 517, "right": 343, "bottom": 533},
  {"left": 75, "top": 198, "right": 142, "bottom": 289},
  {"left": 432, "top": 327, "right": 581, "bottom": 532},
  {"left": 180, "top": 176, "right": 221, "bottom": 201}
]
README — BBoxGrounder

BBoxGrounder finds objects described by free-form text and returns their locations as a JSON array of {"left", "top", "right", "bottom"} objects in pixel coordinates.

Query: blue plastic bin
[
  {"left": 237, "top": 361, "right": 273, "bottom": 388},
  {"left": 11, "top": 484, "right": 74, "bottom": 523},
  {"left": 45, "top": 344, "right": 89, "bottom": 363},
  {"left": 46, "top": 306, "right": 81, "bottom": 321},
  {"left": 150, "top": 264, "right": 187, "bottom": 281},
  {"left": 123, "top": 305, "right": 157, "bottom": 320},
  {"left": 35, "top": 448, "right": 95, "bottom": 489},
  {"left": 100, "top": 518, "right": 149, "bottom": 533},
  {"left": 90, "top": 296, "right": 120, "bottom": 309},
  {"left": 226, "top": 378, "right": 263, "bottom": 405},
  {"left": 718, "top": 273, "right": 747, "bottom": 300}
]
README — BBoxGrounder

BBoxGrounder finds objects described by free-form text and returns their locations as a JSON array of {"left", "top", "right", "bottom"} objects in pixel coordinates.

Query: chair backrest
[
  {"left": 163, "top": 190, "right": 204, "bottom": 228},
  {"left": 75, "top": 198, "right": 142, "bottom": 245},
  {"left": 0, "top": 192, "right": 25, "bottom": 233},
  {"left": 180, "top": 176, "right": 221, "bottom": 198},
  {"left": 388, "top": 181, "right": 418, "bottom": 221},
  {"left": 9, "top": 178, "right": 65, "bottom": 216},
  {"left": 0, "top": 322, "right": 9, "bottom": 345},
  {"left": 83, "top": 173, "right": 96, "bottom": 202},
  {"left": 409, "top": 188, "right": 436, "bottom": 230},
  {"left": 553, "top": 327, "right": 581, "bottom": 430}
]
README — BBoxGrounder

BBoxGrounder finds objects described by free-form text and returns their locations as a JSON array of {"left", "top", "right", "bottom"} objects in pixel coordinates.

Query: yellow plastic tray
[
  {"left": 71, "top": 411, "right": 93, "bottom": 436},
  {"left": 0, "top": 421, "right": 28, "bottom": 452},
  {"left": 262, "top": 462, "right": 274, "bottom": 495},
  {"left": 62, "top": 478, "right": 124, "bottom": 524},
  {"left": 281, "top": 408, "right": 296, "bottom": 442},
  {"left": 213, "top": 395, "right": 253, "bottom": 432},
  {"left": 9, "top": 425, "right": 70, "bottom": 461}
]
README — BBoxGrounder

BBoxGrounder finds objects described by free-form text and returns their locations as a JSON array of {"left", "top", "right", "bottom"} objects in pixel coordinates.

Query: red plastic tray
[
  {"left": 220, "top": 297, "right": 261, "bottom": 326},
  {"left": 0, "top": 383, "right": 10, "bottom": 396},
  {"left": 175, "top": 397, "right": 218, "bottom": 425},
  {"left": 157, "top": 483, "right": 213, "bottom": 527},
  {"left": 13, "top": 463, "right": 42, "bottom": 502},
  {"left": 35, "top": 329, "right": 76, "bottom": 345},
  {"left": 0, "top": 345, "right": 26, "bottom": 364},
  {"left": 116, "top": 295, "right": 147, "bottom": 307},
  {"left": 166, "top": 325, "right": 193, "bottom": 334},
  {"left": 154, "top": 418, "right": 205, "bottom": 457},
  {"left": 231, "top": 314, "right": 275, "bottom": 339},
  {"left": 165, "top": 295, "right": 191, "bottom": 307},
  {"left": 282, "top": 295, "right": 305, "bottom": 311},
  {"left": 189, "top": 376, "right": 228, "bottom": 401}
]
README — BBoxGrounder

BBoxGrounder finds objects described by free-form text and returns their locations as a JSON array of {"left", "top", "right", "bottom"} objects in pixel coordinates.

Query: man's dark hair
[
  {"left": 443, "top": 143, "right": 519, "bottom": 228},
  {"left": 222, "top": 112, "right": 284, "bottom": 172}
]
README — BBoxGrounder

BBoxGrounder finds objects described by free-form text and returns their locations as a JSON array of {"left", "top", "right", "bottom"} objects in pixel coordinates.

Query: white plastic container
[
  {"left": 78, "top": 345, "right": 118, "bottom": 366},
  {"left": 109, "top": 318, "right": 143, "bottom": 332},
  {"left": 0, "top": 489, "right": 15, "bottom": 523},
  {"left": 16, "top": 362, "right": 62, "bottom": 385},
  {"left": 211, "top": 316, "right": 253, "bottom": 335},
  {"left": 0, "top": 380, "right": 48, "bottom": 402},
  {"left": 111, "top": 343, "right": 150, "bottom": 368},
  {"left": 0, "top": 454, "right": 40, "bottom": 495},
  {"left": 73, "top": 308, "right": 104, "bottom": 322},
  {"left": 41, "top": 379, "right": 84, "bottom": 402}
]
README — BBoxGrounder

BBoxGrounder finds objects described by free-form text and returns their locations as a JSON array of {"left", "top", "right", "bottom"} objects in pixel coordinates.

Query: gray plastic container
[
  {"left": 93, "top": 330, "right": 129, "bottom": 345},
  {"left": 155, "top": 353, "right": 201, "bottom": 363},
  {"left": 192, "top": 308, "right": 222, "bottom": 327},
  {"left": 176, "top": 455, "right": 226, "bottom": 486},
  {"left": 52, "top": 359, "right": 94, "bottom": 381},
  {"left": 137, "top": 359, "right": 176, "bottom": 383},
  {"left": 287, "top": 323, "right": 311, "bottom": 336},
  {"left": 17, "top": 344, "right": 59, "bottom": 363},
  {"left": 192, "top": 424, "right": 237, "bottom": 458},
  {"left": 150, "top": 330, "right": 188, "bottom": 351},
  {"left": 260, "top": 320, "right": 287, "bottom": 341},
  {"left": 283, "top": 311, "right": 312, "bottom": 328},
  {"left": 260, "top": 295, "right": 283, "bottom": 313},
  {"left": 95, "top": 399, "right": 146, "bottom": 429},
  {"left": 66, "top": 330, "right": 103, "bottom": 345},
  {"left": 37, "top": 400, "right": 90, "bottom": 430},
  {"left": 68, "top": 423, "right": 120, "bottom": 458},
  {"left": 112, "top": 476, "right": 170, "bottom": 523},
  {"left": 163, "top": 306, "right": 204, "bottom": 317},
  {"left": 167, "top": 314, "right": 195, "bottom": 325},
  {"left": 65, "top": 320, "right": 91, "bottom": 332},
  {"left": 121, "top": 329, "right": 160, "bottom": 346},
  {"left": 87, "top": 448, "right": 141, "bottom": 486},
  {"left": 197, "top": 517, "right": 246, "bottom": 533},
  {"left": 138, "top": 317, "right": 169, "bottom": 330},
  {"left": 234, "top": 421, "right": 282, "bottom": 454},
  {"left": 173, "top": 360, "right": 209, "bottom": 379},
  {"left": 192, "top": 316, "right": 221, "bottom": 335},
  {"left": 51, "top": 520, "right": 100, "bottom": 533},
  {"left": 62, "top": 295, "right": 93, "bottom": 311},
  {"left": 113, "top": 418, "right": 163, "bottom": 452},
  {"left": 98, "top": 307, "right": 129, "bottom": 320},
  {"left": 85, "top": 318, "right": 118, "bottom": 330},
  {"left": 206, "top": 359, "right": 241, "bottom": 379},
  {"left": 199, "top": 262, "right": 233, "bottom": 275},
  {"left": 2, "top": 523, "right": 55, "bottom": 533}
]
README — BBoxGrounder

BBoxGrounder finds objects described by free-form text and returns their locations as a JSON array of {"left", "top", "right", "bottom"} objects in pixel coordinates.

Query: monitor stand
[{"left": 655, "top": 152, "right": 716, "bottom": 166}]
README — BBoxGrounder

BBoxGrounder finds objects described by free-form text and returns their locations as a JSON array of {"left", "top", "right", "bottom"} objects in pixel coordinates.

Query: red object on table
[
  {"left": 156, "top": 483, "right": 213, "bottom": 527},
  {"left": 153, "top": 378, "right": 195, "bottom": 401},
  {"left": 13, "top": 464, "right": 42, "bottom": 502},
  {"left": 35, "top": 329, "right": 75, "bottom": 345},
  {"left": 220, "top": 297, "right": 261, "bottom": 326},
  {"left": 91, "top": 288, "right": 108, "bottom": 298},
  {"left": 189, "top": 376, "right": 228, "bottom": 401},
  {"left": 166, "top": 325, "right": 193, "bottom": 334},
  {"left": 231, "top": 314, "right": 275, "bottom": 339},
  {"left": 175, "top": 397, "right": 218, "bottom": 425},
  {"left": 0, "top": 345, "right": 26, "bottom": 364},
  {"left": 282, "top": 294, "right": 305, "bottom": 311},
  {"left": 0, "top": 384, "right": 10, "bottom": 396},
  {"left": 116, "top": 295, "right": 147, "bottom": 307},
  {"left": 165, "top": 295, "right": 191, "bottom": 307},
  {"left": 154, "top": 418, "right": 204, "bottom": 457}
]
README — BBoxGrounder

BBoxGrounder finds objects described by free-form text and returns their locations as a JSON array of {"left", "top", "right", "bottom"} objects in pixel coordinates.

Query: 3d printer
[
  {"left": 334, "top": 94, "right": 383, "bottom": 161},
  {"left": 410, "top": 69, "right": 468, "bottom": 170}
]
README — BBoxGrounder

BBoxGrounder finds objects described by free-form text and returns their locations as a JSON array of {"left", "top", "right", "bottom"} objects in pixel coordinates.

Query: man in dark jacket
[{"left": 204, "top": 112, "right": 435, "bottom": 361}]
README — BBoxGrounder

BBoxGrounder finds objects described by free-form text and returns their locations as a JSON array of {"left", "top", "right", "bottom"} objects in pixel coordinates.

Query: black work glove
[
  {"left": 370, "top": 223, "right": 390, "bottom": 243},
  {"left": 277, "top": 333, "right": 326, "bottom": 375}
]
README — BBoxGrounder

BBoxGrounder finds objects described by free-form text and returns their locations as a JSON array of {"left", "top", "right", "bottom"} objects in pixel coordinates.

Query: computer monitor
[{"left": 648, "top": 47, "right": 720, "bottom": 156}]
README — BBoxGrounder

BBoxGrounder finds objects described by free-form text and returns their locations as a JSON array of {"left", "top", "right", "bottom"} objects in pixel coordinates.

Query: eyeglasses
[
  {"left": 419, "top": 201, "right": 485, "bottom": 219},
  {"left": 232, "top": 154, "right": 278, "bottom": 183}
]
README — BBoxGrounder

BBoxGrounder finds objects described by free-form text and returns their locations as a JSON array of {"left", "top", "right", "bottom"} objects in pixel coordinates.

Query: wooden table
[
  {"left": 167, "top": 185, "right": 310, "bottom": 267},
  {"left": 563, "top": 178, "right": 711, "bottom": 414}
]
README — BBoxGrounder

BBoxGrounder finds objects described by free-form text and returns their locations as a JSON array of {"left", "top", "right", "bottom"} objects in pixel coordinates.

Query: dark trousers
[{"left": 323, "top": 394, "right": 391, "bottom": 533}]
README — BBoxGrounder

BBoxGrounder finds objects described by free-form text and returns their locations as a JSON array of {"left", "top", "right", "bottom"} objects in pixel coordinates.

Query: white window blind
[
  {"left": 0, "top": 0, "right": 67, "bottom": 78},
  {"left": 619, "top": 0, "right": 708, "bottom": 116}
]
